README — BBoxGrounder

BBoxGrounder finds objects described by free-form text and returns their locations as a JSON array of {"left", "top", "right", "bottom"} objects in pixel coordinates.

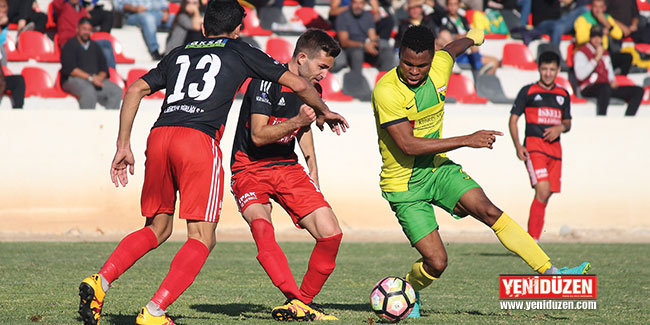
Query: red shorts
[
  {"left": 141, "top": 126, "right": 224, "bottom": 222},
  {"left": 525, "top": 138, "right": 562, "bottom": 193},
  {"left": 230, "top": 164, "right": 330, "bottom": 226}
]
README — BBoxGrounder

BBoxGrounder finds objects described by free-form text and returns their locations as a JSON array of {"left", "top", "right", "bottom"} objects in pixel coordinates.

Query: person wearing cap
[
  {"left": 395, "top": 0, "right": 439, "bottom": 49},
  {"left": 574, "top": 25, "right": 643, "bottom": 116}
]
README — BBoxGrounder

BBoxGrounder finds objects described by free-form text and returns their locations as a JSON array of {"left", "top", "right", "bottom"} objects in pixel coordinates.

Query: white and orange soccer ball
[{"left": 370, "top": 276, "right": 416, "bottom": 322}]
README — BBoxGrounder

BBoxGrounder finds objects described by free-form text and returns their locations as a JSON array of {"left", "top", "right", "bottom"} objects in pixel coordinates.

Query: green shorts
[{"left": 382, "top": 161, "right": 481, "bottom": 246}]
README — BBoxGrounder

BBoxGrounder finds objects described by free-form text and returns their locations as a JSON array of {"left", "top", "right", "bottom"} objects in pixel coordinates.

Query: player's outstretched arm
[
  {"left": 277, "top": 71, "right": 349, "bottom": 135},
  {"left": 297, "top": 126, "right": 319, "bottom": 187},
  {"left": 110, "top": 79, "right": 150, "bottom": 187},
  {"left": 508, "top": 114, "right": 529, "bottom": 161},
  {"left": 385, "top": 121, "right": 503, "bottom": 156},
  {"left": 442, "top": 29, "right": 484, "bottom": 60},
  {"left": 250, "top": 105, "right": 316, "bottom": 146}
]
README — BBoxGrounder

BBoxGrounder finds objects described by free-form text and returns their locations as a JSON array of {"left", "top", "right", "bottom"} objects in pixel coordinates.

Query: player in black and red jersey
[
  {"left": 231, "top": 29, "right": 342, "bottom": 321},
  {"left": 509, "top": 51, "right": 571, "bottom": 242},
  {"left": 76, "top": 2, "right": 348, "bottom": 324}
]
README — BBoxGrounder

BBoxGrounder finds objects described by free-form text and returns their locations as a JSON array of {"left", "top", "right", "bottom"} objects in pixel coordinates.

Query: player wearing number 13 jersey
[{"left": 77, "top": 2, "right": 348, "bottom": 325}]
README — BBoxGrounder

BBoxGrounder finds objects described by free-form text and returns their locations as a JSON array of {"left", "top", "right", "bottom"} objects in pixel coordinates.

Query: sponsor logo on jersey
[
  {"left": 185, "top": 39, "right": 228, "bottom": 49},
  {"left": 556, "top": 95, "right": 565, "bottom": 106},
  {"left": 534, "top": 94, "right": 543, "bottom": 102},
  {"left": 535, "top": 167, "right": 548, "bottom": 179},
  {"left": 278, "top": 97, "right": 286, "bottom": 106},
  {"left": 256, "top": 91, "right": 271, "bottom": 104},
  {"left": 163, "top": 104, "right": 205, "bottom": 114},
  {"left": 238, "top": 192, "right": 258, "bottom": 207},
  {"left": 536, "top": 107, "right": 562, "bottom": 125}
]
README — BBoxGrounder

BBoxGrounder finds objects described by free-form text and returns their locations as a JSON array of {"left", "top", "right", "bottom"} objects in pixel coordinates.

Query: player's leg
[
  {"left": 405, "top": 229, "right": 447, "bottom": 318},
  {"left": 529, "top": 181, "right": 552, "bottom": 241},
  {"left": 297, "top": 207, "right": 342, "bottom": 304},
  {"left": 455, "top": 188, "right": 589, "bottom": 274}
]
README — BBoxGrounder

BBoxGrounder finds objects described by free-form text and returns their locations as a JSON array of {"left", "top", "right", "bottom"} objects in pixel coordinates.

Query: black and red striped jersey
[
  {"left": 510, "top": 82, "right": 571, "bottom": 143},
  {"left": 230, "top": 76, "right": 322, "bottom": 173},
  {"left": 141, "top": 37, "right": 287, "bottom": 141}
]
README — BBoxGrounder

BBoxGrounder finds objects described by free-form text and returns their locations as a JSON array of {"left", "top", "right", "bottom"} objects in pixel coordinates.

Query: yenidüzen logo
[{"left": 499, "top": 275, "right": 597, "bottom": 299}]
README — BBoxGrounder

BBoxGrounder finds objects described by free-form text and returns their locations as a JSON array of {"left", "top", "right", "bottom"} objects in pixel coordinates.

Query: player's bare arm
[
  {"left": 508, "top": 114, "right": 529, "bottom": 161},
  {"left": 543, "top": 119, "right": 571, "bottom": 142},
  {"left": 385, "top": 121, "right": 503, "bottom": 156},
  {"left": 277, "top": 71, "right": 349, "bottom": 135},
  {"left": 110, "top": 79, "right": 150, "bottom": 188},
  {"left": 297, "top": 126, "right": 319, "bottom": 187},
  {"left": 250, "top": 105, "right": 316, "bottom": 146},
  {"left": 442, "top": 29, "right": 484, "bottom": 60}
]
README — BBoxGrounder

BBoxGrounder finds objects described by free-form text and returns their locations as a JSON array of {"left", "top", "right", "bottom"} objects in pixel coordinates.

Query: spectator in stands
[
  {"left": 117, "top": 0, "right": 173, "bottom": 60},
  {"left": 434, "top": 0, "right": 482, "bottom": 10},
  {"left": 60, "top": 18, "right": 122, "bottom": 109},
  {"left": 521, "top": 0, "right": 588, "bottom": 46},
  {"left": 54, "top": 0, "right": 90, "bottom": 50},
  {"left": 165, "top": 0, "right": 203, "bottom": 55},
  {"left": 0, "top": 0, "right": 24, "bottom": 109},
  {"left": 85, "top": 0, "right": 114, "bottom": 33},
  {"left": 606, "top": 0, "right": 650, "bottom": 45},
  {"left": 574, "top": 0, "right": 632, "bottom": 75},
  {"left": 330, "top": 0, "right": 393, "bottom": 41},
  {"left": 335, "top": 0, "right": 394, "bottom": 72},
  {"left": 395, "top": 0, "right": 438, "bottom": 49},
  {"left": 574, "top": 25, "right": 643, "bottom": 116},
  {"left": 436, "top": 0, "right": 499, "bottom": 74},
  {"left": 484, "top": 0, "right": 521, "bottom": 33},
  {"left": 7, "top": 0, "right": 47, "bottom": 33}
]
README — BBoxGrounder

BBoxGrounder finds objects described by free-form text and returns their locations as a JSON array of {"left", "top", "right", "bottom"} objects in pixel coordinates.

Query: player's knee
[{"left": 423, "top": 256, "right": 447, "bottom": 277}]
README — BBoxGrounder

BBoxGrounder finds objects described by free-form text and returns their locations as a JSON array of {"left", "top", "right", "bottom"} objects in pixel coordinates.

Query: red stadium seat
[
  {"left": 615, "top": 75, "right": 636, "bottom": 87},
  {"left": 265, "top": 37, "right": 293, "bottom": 63},
  {"left": 109, "top": 67, "right": 125, "bottom": 90},
  {"left": 502, "top": 42, "right": 537, "bottom": 70},
  {"left": 168, "top": 2, "right": 180, "bottom": 15},
  {"left": 21, "top": 67, "right": 69, "bottom": 98},
  {"left": 17, "top": 30, "right": 59, "bottom": 62},
  {"left": 319, "top": 74, "right": 354, "bottom": 101},
  {"left": 566, "top": 42, "right": 575, "bottom": 67},
  {"left": 292, "top": 7, "right": 333, "bottom": 30},
  {"left": 635, "top": 43, "right": 650, "bottom": 54},
  {"left": 91, "top": 32, "right": 135, "bottom": 64},
  {"left": 446, "top": 73, "right": 488, "bottom": 103},
  {"left": 375, "top": 71, "right": 388, "bottom": 84},
  {"left": 4, "top": 36, "right": 28, "bottom": 61},
  {"left": 554, "top": 76, "right": 587, "bottom": 103},
  {"left": 642, "top": 86, "right": 650, "bottom": 105},
  {"left": 284, "top": 0, "right": 300, "bottom": 6},
  {"left": 126, "top": 68, "right": 165, "bottom": 99},
  {"left": 638, "top": 0, "right": 650, "bottom": 11},
  {"left": 241, "top": 7, "right": 272, "bottom": 36},
  {"left": 2, "top": 65, "right": 12, "bottom": 75},
  {"left": 46, "top": 2, "right": 57, "bottom": 31}
]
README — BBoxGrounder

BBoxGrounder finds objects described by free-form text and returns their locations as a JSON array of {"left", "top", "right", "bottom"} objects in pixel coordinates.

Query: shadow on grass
[
  {"left": 427, "top": 310, "right": 569, "bottom": 320},
  {"left": 100, "top": 312, "right": 212, "bottom": 325},
  {"left": 312, "top": 302, "right": 369, "bottom": 312},
  {"left": 191, "top": 303, "right": 268, "bottom": 317},
  {"left": 458, "top": 251, "right": 516, "bottom": 257}
]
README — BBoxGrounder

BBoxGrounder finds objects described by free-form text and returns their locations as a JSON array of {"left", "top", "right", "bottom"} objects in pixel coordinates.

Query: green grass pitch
[{"left": 1, "top": 241, "right": 648, "bottom": 324}]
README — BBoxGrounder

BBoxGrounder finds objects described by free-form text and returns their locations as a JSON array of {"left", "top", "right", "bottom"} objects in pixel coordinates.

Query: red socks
[
  {"left": 299, "top": 233, "right": 342, "bottom": 304},
  {"left": 528, "top": 198, "right": 547, "bottom": 241},
  {"left": 99, "top": 227, "right": 159, "bottom": 284},
  {"left": 151, "top": 238, "right": 210, "bottom": 310},
  {"left": 251, "top": 219, "right": 303, "bottom": 300}
]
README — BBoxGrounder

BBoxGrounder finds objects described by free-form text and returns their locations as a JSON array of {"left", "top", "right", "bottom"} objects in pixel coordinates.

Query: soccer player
[
  {"left": 230, "top": 29, "right": 342, "bottom": 321},
  {"left": 76, "top": 1, "right": 348, "bottom": 324},
  {"left": 509, "top": 51, "right": 571, "bottom": 242},
  {"left": 371, "top": 25, "right": 590, "bottom": 319}
]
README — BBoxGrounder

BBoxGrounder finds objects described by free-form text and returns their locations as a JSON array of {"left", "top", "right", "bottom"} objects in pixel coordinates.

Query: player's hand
[
  {"left": 516, "top": 145, "right": 529, "bottom": 161},
  {"left": 296, "top": 104, "right": 317, "bottom": 127},
  {"left": 92, "top": 75, "right": 104, "bottom": 88},
  {"left": 543, "top": 125, "right": 564, "bottom": 142},
  {"left": 610, "top": 80, "right": 619, "bottom": 89},
  {"left": 110, "top": 147, "right": 135, "bottom": 187},
  {"left": 465, "top": 130, "right": 503, "bottom": 149},
  {"left": 316, "top": 111, "right": 349, "bottom": 135}
]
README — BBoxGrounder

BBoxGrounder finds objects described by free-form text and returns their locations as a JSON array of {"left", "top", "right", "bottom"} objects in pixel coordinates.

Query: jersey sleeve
[
  {"left": 245, "top": 79, "right": 275, "bottom": 116},
  {"left": 561, "top": 89, "right": 572, "bottom": 120},
  {"left": 510, "top": 85, "right": 529, "bottom": 116},
  {"left": 429, "top": 50, "right": 454, "bottom": 84},
  {"left": 141, "top": 53, "right": 171, "bottom": 93},
  {"left": 239, "top": 42, "right": 288, "bottom": 84},
  {"left": 373, "top": 84, "right": 407, "bottom": 128}
]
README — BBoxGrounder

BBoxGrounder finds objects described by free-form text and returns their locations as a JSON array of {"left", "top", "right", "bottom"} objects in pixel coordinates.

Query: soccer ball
[{"left": 370, "top": 276, "right": 416, "bottom": 322}]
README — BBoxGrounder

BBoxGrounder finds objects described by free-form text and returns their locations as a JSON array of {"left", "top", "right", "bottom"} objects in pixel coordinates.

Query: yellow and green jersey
[{"left": 371, "top": 50, "right": 454, "bottom": 192}]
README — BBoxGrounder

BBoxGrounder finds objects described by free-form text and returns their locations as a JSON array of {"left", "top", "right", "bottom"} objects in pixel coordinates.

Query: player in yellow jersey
[{"left": 371, "top": 25, "right": 591, "bottom": 318}]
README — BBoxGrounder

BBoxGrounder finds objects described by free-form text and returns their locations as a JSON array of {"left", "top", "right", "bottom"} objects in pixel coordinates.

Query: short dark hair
[
  {"left": 78, "top": 17, "right": 92, "bottom": 26},
  {"left": 293, "top": 29, "right": 341, "bottom": 59},
  {"left": 537, "top": 51, "right": 560, "bottom": 66},
  {"left": 590, "top": 25, "right": 605, "bottom": 37},
  {"left": 399, "top": 25, "right": 435, "bottom": 56},
  {"left": 203, "top": 0, "right": 245, "bottom": 36}
]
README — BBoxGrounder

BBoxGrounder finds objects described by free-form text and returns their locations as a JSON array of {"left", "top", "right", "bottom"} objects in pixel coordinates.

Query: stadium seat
[
  {"left": 21, "top": 67, "right": 69, "bottom": 98},
  {"left": 284, "top": 0, "right": 300, "bottom": 5},
  {"left": 2, "top": 65, "right": 12, "bottom": 75},
  {"left": 615, "top": 75, "right": 636, "bottom": 87},
  {"left": 638, "top": 0, "right": 650, "bottom": 11},
  {"left": 475, "top": 74, "right": 513, "bottom": 104},
  {"left": 241, "top": 7, "right": 272, "bottom": 36},
  {"left": 447, "top": 73, "right": 488, "bottom": 103},
  {"left": 109, "top": 67, "right": 126, "bottom": 90},
  {"left": 502, "top": 42, "right": 537, "bottom": 70},
  {"left": 635, "top": 43, "right": 650, "bottom": 54},
  {"left": 292, "top": 7, "right": 333, "bottom": 30},
  {"left": 46, "top": 2, "right": 57, "bottom": 31},
  {"left": 265, "top": 37, "right": 293, "bottom": 63},
  {"left": 642, "top": 86, "right": 650, "bottom": 105},
  {"left": 566, "top": 42, "right": 575, "bottom": 67},
  {"left": 320, "top": 74, "right": 354, "bottom": 101},
  {"left": 126, "top": 68, "right": 165, "bottom": 99},
  {"left": 91, "top": 32, "right": 135, "bottom": 64},
  {"left": 555, "top": 76, "right": 587, "bottom": 103},
  {"left": 168, "top": 2, "right": 180, "bottom": 15},
  {"left": 17, "top": 30, "right": 59, "bottom": 62},
  {"left": 4, "top": 36, "right": 28, "bottom": 61},
  {"left": 375, "top": 71, "right": 388, "bottom": 84}
]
